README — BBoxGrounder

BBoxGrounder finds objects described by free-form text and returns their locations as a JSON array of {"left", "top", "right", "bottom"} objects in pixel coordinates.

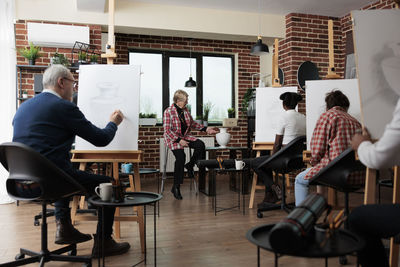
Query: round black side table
[
  {"left": 246, "top": 224, "right": 365, "bottom": 267},
  {"left": 89, "top": 192, "right": 162, "bottom": 267}
]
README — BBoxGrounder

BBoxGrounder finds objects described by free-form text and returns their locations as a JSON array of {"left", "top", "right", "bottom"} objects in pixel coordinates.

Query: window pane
[
  {"left": 169, "top": 57, "right": 197, "bottom": 117},
  {"left": 129, "top": 52, "right": 162, "bottom": 121},
  {"left": 203, "top": 56, "right": 232, "bottom": 122}
]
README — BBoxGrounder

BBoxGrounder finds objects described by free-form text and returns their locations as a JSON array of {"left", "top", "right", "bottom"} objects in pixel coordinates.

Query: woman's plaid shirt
[{"left": 163, "top": 104, "right": 204, "bottom": 150}]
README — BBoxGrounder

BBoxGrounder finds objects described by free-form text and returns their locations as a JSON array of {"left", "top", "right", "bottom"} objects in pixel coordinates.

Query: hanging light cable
[
  {"left": 185, "top": 39, "right": 197, "bottom": 88},
  {"left": 250, "top": 0, "right": 269, "bottom": 56}
]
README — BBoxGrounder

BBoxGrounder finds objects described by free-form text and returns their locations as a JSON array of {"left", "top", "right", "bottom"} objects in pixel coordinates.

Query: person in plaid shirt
[
  {"left": 294, "top": 90, "right": 362, "bottom": 206},
  {"left": 163, "top": 90, "right": 218, "bottom": 199}
]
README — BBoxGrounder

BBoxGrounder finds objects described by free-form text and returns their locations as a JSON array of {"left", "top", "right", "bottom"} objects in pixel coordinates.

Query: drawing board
[
  {"left": 75, "top": 65, "right": 140, "bottom": 150},
  {"left": 352, "top": 10, "right": 400, "bottom": 139},
  {"left": 305, "top": 79, "right": 361, "bottom": 149},
  {"left": 255, "top": 86, "right": 298, "bottom": 142}
]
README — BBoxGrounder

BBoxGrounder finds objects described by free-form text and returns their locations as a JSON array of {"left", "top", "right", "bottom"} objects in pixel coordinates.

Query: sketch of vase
[
  {"left": 382, "top": 42, "right": 400, "bottom": 96},
  {"left": 90, "top": 82, "right": 123, "bottom": 127}
]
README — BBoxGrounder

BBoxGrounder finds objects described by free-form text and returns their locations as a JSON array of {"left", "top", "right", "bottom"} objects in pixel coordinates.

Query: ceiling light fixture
[
  {"left": 185, "top": 39, "right": 197, "bottom": 88},
  {"left": 250, "top": 0, "right": 269, "bottom": 56}
]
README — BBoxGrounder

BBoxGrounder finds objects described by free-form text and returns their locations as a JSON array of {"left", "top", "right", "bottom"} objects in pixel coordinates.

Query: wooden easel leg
[
  {"left": 71, "top": 195, "right": 80, "bottom": 225},
  {"left": 390, "top": 166, "right": 400, "bottom": 267},
  {"left": 249, "top": 174, "right": 258, "bottom": 209},
  {"left": 71, "top": 162, "right": 87, "bottom": 225},
  {"left": 113, "top": 162, "right": 121, "bottom": 239},
  {"left": 364, "top": 168, "right": 377, "bottom": 204}
]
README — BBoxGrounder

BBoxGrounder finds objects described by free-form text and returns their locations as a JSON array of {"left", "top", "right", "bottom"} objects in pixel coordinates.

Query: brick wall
[
  {"left": 15, "top": 20, "right": 102, "bottom": 98},
  {"left": 278, "top": 14, "right": 343, "bottom": 114}
]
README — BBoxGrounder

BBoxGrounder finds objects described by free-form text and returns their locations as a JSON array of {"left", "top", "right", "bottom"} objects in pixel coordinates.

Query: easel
[
  {"left": 70, "top": 150, "right": 146, "bottom": 252},
  {"left": 70, "top": 0, "right": 146, "bottom": 252},
  {"left": 325, "top": 20, "right": 341, "bottom": 79},
  {"left": 248, "top": 142, "right": 274, "bottom": 208},
  {"left": 271, "top": 38, "right": 281, "bottom": 87}
]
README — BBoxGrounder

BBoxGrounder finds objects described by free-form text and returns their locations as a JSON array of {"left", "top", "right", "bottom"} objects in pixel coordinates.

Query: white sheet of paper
[
  {"left": 305, "top": 79, "right": 361, "bottom": 149},
  {"left": 255, "top": 87, "right": 298, "bottom": 142},
  {"left": 75, "top": 65, "right": 140, "bottom": 150},
  {"left": 353, "top": 10, "right": 400, "bottom": 139}
]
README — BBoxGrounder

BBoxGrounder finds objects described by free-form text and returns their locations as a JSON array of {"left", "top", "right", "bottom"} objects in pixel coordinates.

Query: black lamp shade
[
  {"left": 250, "top": 38, "right": 269, "bottom": 56},
  {"left": 185, "top": 77, "right": 197, "bottom": 88}
]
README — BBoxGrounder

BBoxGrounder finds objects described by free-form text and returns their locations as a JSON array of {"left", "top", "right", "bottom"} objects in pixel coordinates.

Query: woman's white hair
[{"left": 43, "top": 64, "right": 71, "bottom": 88}]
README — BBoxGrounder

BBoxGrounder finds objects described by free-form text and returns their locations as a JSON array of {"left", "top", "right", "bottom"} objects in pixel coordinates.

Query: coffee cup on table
[
  {"left": 121, "top": 163, "right": 133, "bottom": 173},
  {"left": 95, "top": 182, "right": 113, "bottom": 201},
  {"left": 235, "top": 159, "right": 245, "bottom": 170}
]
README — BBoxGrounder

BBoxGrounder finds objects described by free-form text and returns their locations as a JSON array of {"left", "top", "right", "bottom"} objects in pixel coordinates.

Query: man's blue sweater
[{"left": 13, "top": 92, "right": 117, "bottom": 171}]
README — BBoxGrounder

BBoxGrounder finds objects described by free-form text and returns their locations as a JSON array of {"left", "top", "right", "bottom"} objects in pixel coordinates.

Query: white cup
[
  {"left": 235, "top": 160, "right": 245, "bottom": 170},
  {"left": 95, "top": 183, "right": 113, "bottom": 201}
]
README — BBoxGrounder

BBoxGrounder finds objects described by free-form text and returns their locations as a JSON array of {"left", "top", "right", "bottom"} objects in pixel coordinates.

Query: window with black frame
[{"left": 129, "top": 49, "right": 234, "bottom": 124}]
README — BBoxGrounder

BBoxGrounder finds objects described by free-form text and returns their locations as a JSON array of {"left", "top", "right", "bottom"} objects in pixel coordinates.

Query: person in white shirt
[
  {"left": 251, "top": 92, "right": 306, "bottom": 208},
  {"left": 349, "top": 92, "right": 400, "bottom": 267}
]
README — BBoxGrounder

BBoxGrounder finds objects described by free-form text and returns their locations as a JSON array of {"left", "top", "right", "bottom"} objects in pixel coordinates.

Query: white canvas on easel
[
  {"left": 352, "top": 9, "right": 400, "bottom": 139},
  {"left": 75, "top": 65, "right": 141, "bottom": 150},
  {"left": 305, "top": 79, "right": 361, "bottom": 149},
  {"left": 255, "top": 86, "right": 298, "bottom": 142}
]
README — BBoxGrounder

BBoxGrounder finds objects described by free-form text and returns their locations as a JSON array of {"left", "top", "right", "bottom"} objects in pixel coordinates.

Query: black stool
[{"left": 256, "top": 136, "right": 306, "bottom": 217}]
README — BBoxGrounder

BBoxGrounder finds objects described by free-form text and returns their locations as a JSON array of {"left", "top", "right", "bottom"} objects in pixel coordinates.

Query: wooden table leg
[
  {"left": 71, "top": 162, "right": 86, "bottom": 225},
  {"left": 133, "top": 163, "right": 145, "bottom": 253}
]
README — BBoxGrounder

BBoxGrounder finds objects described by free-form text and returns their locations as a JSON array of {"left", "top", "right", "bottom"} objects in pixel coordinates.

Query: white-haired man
[{"left": 13, "top": 65, "right": 129, "bottom": 257}]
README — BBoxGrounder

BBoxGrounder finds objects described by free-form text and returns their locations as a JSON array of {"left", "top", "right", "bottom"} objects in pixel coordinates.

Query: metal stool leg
[{"left": 161, "top": 145, "right": 168, "bottom": 194}]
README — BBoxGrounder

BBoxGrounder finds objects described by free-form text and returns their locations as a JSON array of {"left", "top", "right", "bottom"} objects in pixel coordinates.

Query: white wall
[{"left": 15, "top": 0, "right": 285, "bottom": 43}]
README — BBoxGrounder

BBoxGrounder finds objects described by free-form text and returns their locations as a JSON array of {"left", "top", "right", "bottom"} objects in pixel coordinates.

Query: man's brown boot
[
  {"left": 55, "top": 218, "right": 92, "bottom": 245},
  {"left": 92, "top": 235, "right": 130, "bottom": 258}
]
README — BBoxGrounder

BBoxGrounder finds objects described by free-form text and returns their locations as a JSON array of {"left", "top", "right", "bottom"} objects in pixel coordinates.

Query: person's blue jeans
[{"left": 294, "top": 168, "right": 311, "bottom": 206}]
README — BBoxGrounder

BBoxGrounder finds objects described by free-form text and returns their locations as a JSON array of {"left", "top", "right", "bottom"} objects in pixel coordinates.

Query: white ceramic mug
[
  {"left": 235, "top": 160, "right": 245, "bottom": 170},
  {"left": 95, "top": 182, "right": 113, "bottom": 201}
]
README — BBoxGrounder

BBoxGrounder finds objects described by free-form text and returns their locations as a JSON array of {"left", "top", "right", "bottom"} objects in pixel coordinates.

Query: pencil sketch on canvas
[
  {"left": 75, "top": 65, "right": 141, "bottom": 151},
  {"left": 352, "top": 9, "right": 400, "bottom": 139}
]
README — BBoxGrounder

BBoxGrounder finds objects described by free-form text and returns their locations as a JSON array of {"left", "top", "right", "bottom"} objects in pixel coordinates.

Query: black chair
[
  {"left": 256, "top": 136, "right": 306, "bottom": 217},
  {"left": 309, "top": 148, "right": 366, "bottom": 223},
  {"left": 0, "top": 142, "right": 92, "bottom": 267},
  {"left": 309, "top": 148, "right": 366, "bottom": 265}
]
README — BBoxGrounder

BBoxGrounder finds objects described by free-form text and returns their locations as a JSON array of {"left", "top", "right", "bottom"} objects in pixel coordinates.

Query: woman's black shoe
[{"left": 171, "top": 185, "right": 183, "bottom": 200}]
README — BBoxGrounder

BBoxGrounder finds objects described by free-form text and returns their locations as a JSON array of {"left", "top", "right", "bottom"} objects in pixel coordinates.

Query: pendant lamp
[
  {"left": 185, "top": 39, "right": 197, "bottom": 88},
  {"left": 250, "top": 0, "right": 269, "bottom": 56}
]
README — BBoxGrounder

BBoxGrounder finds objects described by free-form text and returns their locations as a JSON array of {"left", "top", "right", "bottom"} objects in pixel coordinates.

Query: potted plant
[
  {"left": 18, "top": 42, "right": 42, "bottom": 65},
  {"left": 195, "top": 115, "right": 203, "bottom": 124},
  {"left": 227, "top": 108, "right": 235, "bottom": 118},
  {"left": 22, "top": 90, "right": 28, "bottom": 99},
  {"left": 241, "top": 87, "right": 256, "bottom": 115},
  {"left": 51, "top": 52, "right": 70, "bottom": 66},
  {"left": 89, "top": 54, "right": 99, "bottom": 64},
  {"left": 203, "top": 101, "right": 213, "bottom": 126},
  {"left": 139, "top": 113, "right": 157, "bottom": 126},
  {"left": 78, "top": 51, "right": 87, "bottom": 64}
]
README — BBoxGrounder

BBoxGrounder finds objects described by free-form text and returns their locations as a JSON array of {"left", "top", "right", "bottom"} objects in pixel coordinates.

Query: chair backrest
[
  {"left": 258, "top": 136, "right": 306, "bottom": 173},
  {"left": 309, "top": 148, "right": 366, "bottom": 192},
  {"left": 0, "top": 142, "right": 86, "bottom": 202}
]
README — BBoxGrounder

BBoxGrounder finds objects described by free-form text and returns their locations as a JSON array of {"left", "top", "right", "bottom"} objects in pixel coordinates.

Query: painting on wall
[
  {"left": 255, "top": 87, "right": 298, "bottom": 142},
  {"left": 305, "top": 79, "right": 361, "bottom": 149},
  {"left": 75, "top": 65, "right": 141, "bottom": 150},
  {"left": 353, "top": 9, "right": 400, "bottom": 139}
]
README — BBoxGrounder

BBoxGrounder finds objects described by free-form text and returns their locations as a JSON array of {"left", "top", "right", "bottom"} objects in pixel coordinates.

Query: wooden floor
[{"left": 0, "top": 174, "right": 381, "bottom": 267}]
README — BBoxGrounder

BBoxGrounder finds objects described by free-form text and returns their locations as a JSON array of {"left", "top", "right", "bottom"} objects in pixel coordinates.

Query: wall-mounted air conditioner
[{"left": 27, "top": 22, "right": 90, "bottom": 48}]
